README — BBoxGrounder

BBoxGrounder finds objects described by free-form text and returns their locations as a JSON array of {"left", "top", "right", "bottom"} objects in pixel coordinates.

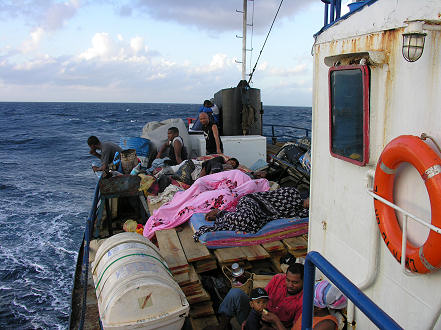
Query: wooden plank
[
  {"left": 186, "top": 287, "right": 211, "bottom": 304},
  {"left": 174, "top": 271, "right": 190, "bottom": 285},
  {"left": 253, "top": 274, "right": 273, "bottom": 289},
  {"left": 156, "top": 229, "right": 189, "bottom": 272},
  {"left": 190, "top": 315, "right": 219, "bottom": 329},
  {"left": 186, "top": 264, "right": 201, "bottom": 285},
  {"left": 181, "top": 266, "right": 203, "bottom": 296},
  {"left": 184, "top": 288, "right": 203, "bottom": 297},
  {"left": 283, "top": 236, "right": 308, "bottom": 251},
  {"left": 190, "top": 302, "right": 215, "bottom": 318},
  {"left": 214, "top": 247, "right": 246, "bottom": 264},
  {"left": 291, "top": 249, "right": 307, "bottom": 258},
  {"left": 240, "top": 245, "right": 270, "bottom": 261},
  {"left": 262, "top": 240, "right": 286, "bottom": 253},
  {"left": 194, "top": 258, "right": 218, "bottom": 273},
  {"left": 171, "top": 265, "right": 190, "bottom": 275},
  {"left": 180, "top": 265, "right": 201, "bottom": 288},
  {"left": 269, "top": 251, "right": 285, "bottom": 273},
  {"left": 182, "top": 284, "right": 203, "bottom": 296},
  {"left": 177, "top": 223, "right": 212, "bottom": 262}
]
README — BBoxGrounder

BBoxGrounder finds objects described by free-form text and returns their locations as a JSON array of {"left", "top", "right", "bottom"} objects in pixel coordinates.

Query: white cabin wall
[{"left": 309, "top": 1, "right": 441, "bottom": 329}]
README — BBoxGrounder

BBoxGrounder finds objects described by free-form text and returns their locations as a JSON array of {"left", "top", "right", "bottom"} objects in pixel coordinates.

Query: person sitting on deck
[
  {"left": 156, "top": 127, "right": 187, "bottom": 165},
  {"left": 216, "top": 263, "right": 305, "bottom": 330},
  {"left": 199, "top": 112, "right": 223, "bottom": 155},
  {"left": 243, "top": 287, "right": 270, "bottom": 330},
  {"left": 87, "top": 135, "right": 122, "bottom": 172},
  {"left": 193, "top": 186, "right": 309, "bottom": 242},
  {"left": 291, "top": 280, "right": 347, "bottom": 330},
  {"left": 198, "top": 156, "right": 239, "bottom": 178}
]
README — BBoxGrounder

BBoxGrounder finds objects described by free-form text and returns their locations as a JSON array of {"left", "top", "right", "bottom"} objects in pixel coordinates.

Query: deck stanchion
[
  {"left": 302, "top": 257, "right": 316, "bottom": 330},
  {"left": 302, "top": 251, "right": 403, "bottom": 330},
  {"left": 79, "top": 180, "right": 101, "bottom": 330}
]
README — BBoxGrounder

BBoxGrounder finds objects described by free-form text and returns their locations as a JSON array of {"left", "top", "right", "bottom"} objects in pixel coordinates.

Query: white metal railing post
[
  {"left": 401, "top": 215, "right": 408, "bottom": 273},
  {"left": 367, "top": 188, "right": 441, "bottom": 275},
  {"left": 367, "top": 189, "right": 441, "bottom": 234}
]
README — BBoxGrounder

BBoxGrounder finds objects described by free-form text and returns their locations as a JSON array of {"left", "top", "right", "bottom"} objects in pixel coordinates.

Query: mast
[{"left": 241, "top": 0, "right": 247, "bottom": 81}]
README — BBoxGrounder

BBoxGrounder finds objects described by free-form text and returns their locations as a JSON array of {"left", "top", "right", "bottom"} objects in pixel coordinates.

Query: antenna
[
  {"left": 241, "top": 0, "right": 247, "bottom": 81},
  {"left": 236, "top": 0, "right": 254, "bottom": 81}
]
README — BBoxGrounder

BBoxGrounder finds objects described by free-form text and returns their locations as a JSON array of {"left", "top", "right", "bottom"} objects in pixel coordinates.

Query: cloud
[
  {"left": 78, "top": 33, "right": 157, "bottom": 62},
  {"left": 268, "top": 63, "right": 308, "bottom": 76},
  {"left": 130, "top": 36, "right": 145, "bottom": 54},
  {"left": 21, "top": 27, "right": 45, "bottom": 53},
  {"left": 43, "top": 0, "right": 79, "bottom": 31},
  {"left": 0, "top": 0, "right": 80, "bottom": 31},
  {"left": 0, "top": 1, "right": 317, "bottom": 105},
  {"left": 117, "top": 4, "right": 132, "bottom": 17},
  {"left": 79, "top": 33, "right": 114, "bottom": 60},
  {"left": 0, "top": 1, "right": 313, "bottom": 35},
  {"left": 122, "top": 0, "right": 313, "bottom": 34}
]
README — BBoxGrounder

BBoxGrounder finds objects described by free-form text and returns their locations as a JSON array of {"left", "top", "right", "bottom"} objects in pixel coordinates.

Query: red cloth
[{"left": 265, "top": 274, "right": 303, "bottom": 328}]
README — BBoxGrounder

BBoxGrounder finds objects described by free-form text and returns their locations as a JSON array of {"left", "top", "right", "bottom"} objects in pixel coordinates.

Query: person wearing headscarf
[{"left": 292, "top": 280, "right": 347, "bottom": 330}]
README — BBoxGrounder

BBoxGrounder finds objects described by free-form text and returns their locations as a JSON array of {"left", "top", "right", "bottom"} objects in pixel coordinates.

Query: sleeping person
[
  {"left": 198, "top": 156, "right": 240, "bottom": 178},
  {"left": 143, "top": 169, "right": 270, "bottom": 239},
  {"left": 193, "top": 187, "right": 309, "bottom": 241}
]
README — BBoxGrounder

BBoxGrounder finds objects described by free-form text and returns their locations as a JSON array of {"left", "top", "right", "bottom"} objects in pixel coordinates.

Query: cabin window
[{"left": 329, "top": 65, "right": 370, "bottom": 165}]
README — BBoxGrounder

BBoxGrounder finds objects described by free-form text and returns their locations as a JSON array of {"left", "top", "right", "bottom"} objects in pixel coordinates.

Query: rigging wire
[{"left": 247, "top": 0, "right": 284, "bottom": 84}]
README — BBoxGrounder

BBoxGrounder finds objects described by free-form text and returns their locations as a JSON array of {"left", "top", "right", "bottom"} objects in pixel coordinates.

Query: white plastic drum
[{"left": 92, "top": 232, "right": 189, "bottom": 329}]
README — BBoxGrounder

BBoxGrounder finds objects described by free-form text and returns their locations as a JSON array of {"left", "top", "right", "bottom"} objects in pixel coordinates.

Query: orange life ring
[{"left": 374, "top": 135, "right": 441, "bottom": 273}]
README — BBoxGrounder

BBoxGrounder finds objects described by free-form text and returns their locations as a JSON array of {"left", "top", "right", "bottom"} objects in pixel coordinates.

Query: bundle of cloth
[{"left": 143, "top": 169, "right": 269, "bottom": 239}]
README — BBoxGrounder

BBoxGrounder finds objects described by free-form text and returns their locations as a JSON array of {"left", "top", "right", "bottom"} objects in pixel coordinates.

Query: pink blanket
[{"left": 143, "top": 169, "right": 269, "bottom": 239}]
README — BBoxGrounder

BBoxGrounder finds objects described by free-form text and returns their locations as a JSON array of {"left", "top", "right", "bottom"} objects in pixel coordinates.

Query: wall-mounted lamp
[{"left": 402, "top": 21, "right": 426, "bottom": 62}]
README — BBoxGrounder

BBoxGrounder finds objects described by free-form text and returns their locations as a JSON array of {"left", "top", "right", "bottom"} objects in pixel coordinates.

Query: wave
[{"left": 0, "top": 138, "right": 34, "bottom": 145}]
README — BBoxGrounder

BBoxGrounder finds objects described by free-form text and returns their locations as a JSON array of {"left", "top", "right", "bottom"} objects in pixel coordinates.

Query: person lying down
[{"left": 193, "top": 186, "right": 309, "bottom": 241}]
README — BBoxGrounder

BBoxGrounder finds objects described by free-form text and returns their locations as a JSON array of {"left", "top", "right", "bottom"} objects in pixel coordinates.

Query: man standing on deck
[
  {"left": 217, "top": 263, "right": 304, "bottom": 329},
  {"left": 199, "top": 112, "right": 223, "bottom": 155},
  {"left": 87, "top": 136, "right": 122, "bottom": 172}
]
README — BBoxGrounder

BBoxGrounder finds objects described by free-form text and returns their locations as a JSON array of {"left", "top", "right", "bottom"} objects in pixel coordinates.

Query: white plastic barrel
[{"left": 92, "top": 232, "right": 189, "bottom": 329}]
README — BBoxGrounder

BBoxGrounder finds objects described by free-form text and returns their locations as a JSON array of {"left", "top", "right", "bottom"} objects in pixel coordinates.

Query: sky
[{"left": 0, "top": 0, "right": 352, "bottom": 106}]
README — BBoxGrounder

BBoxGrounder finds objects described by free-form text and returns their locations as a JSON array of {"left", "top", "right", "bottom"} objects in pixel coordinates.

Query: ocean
[{"left": 0, "top": 102, "right": 311, "bottom": 329}]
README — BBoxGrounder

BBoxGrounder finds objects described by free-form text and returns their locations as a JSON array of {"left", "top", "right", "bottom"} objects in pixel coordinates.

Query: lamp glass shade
[{"left": 402, "top": 32, "right": 426, "bottom": 62}]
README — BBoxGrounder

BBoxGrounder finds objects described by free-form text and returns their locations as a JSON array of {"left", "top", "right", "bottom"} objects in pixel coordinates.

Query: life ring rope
[
  {"left": 422, "top": 164, "right": 441, "bottom": 181},
  {"left": 374, "top": 135, "right": 441, "bottom": 274}
]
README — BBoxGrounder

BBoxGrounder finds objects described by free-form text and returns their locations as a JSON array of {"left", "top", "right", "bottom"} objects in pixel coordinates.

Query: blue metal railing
[
  {"left": 321, "top": 0, "right": 341, "bottom": 26},
  {"left": 78, "top": 179, "right": 102, "bottom": 330},
  {"left": 302, "top": 251, "right": 402, "bottom": 330},
  {"left": 262, "top": 124, "right": 311, "bottom": 143}
]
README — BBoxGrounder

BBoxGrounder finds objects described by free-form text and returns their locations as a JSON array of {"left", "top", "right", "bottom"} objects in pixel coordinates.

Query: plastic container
[
  {"left": 120, "top": 137, "right": 151, "bottom": 158},
  {"left": 92, "top": 233, "right": 189, "bottom": 329}
]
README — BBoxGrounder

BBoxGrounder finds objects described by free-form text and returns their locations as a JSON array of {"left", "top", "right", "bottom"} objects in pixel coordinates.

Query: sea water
[{"left": 0, "top": 102, "right": 311, "bottom": 329}]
